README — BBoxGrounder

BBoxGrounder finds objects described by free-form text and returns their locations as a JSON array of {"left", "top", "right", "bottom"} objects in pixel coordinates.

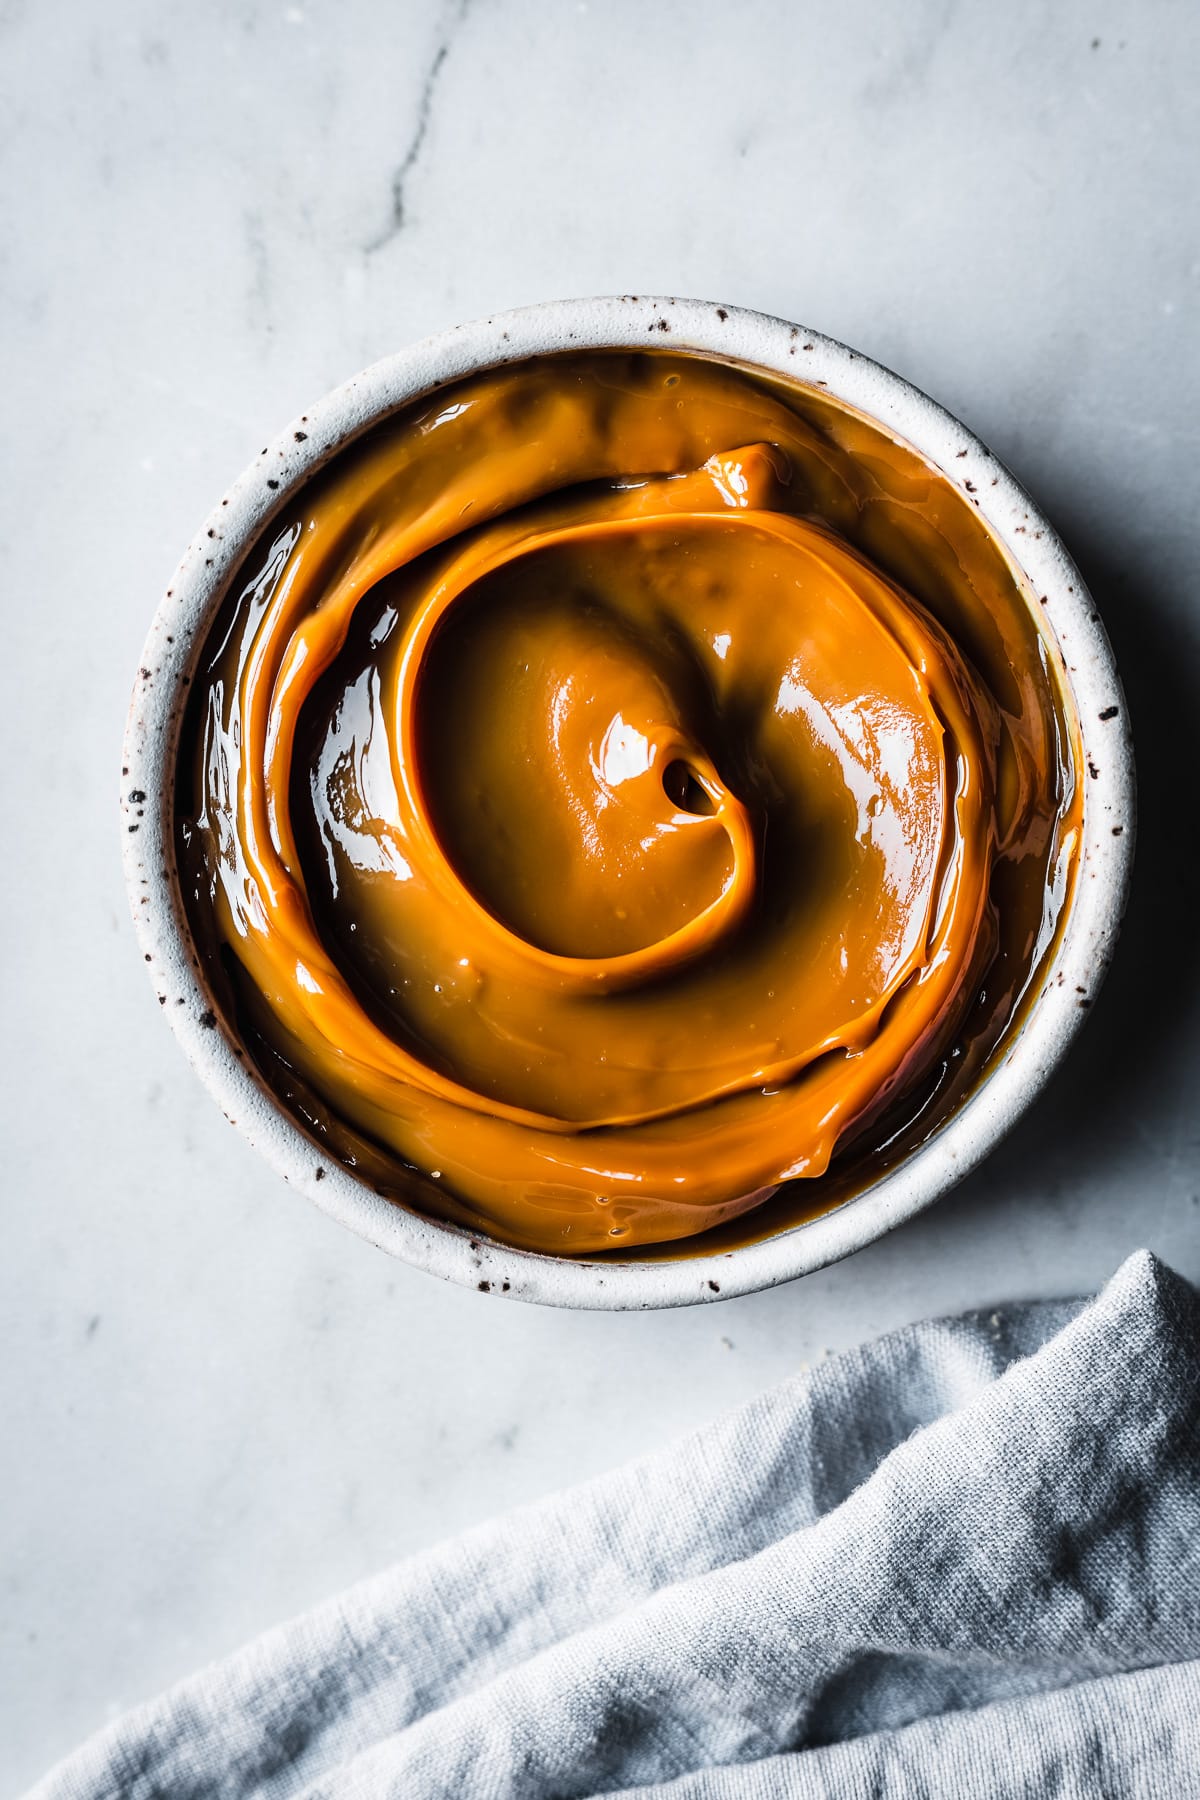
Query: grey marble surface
[{"left": 2, "top": 0, "right": 1198, "bottom": 1788}]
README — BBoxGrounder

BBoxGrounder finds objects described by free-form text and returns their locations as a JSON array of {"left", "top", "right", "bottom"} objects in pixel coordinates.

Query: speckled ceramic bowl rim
[{"left": 122, "top": 296, "right": 1134, "bottom": 1310}]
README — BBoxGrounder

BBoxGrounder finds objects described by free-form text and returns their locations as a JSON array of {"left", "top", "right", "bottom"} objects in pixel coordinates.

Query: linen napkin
[{"left": 30, "top": 1249, "right": 1200, "bottom": 1799}]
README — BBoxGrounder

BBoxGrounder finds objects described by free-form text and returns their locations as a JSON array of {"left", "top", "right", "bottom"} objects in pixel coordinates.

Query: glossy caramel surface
[{"left": 177, "top": 353, "right": 1081, "bottom": 1254}]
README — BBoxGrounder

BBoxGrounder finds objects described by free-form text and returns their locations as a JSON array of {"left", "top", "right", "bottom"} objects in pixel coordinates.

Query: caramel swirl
[{"left": 179, "top": 353, "right": 1079, "bottom": 1253}]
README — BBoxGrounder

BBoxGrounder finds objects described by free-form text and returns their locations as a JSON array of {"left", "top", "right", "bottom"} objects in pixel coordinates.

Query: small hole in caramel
[{"left": 662, "top": 759, "right": 715, "bottom": 816}]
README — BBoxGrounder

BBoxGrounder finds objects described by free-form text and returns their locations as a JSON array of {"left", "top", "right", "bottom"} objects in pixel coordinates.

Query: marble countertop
[{"left": 3, "top": 0, "right": 1198, "bottom": 1786}]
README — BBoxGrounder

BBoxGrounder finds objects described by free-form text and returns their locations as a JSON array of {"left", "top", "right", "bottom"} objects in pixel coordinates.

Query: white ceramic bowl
[{"left": 121, "top": 298, "right": 1134, "bottom": 1309}]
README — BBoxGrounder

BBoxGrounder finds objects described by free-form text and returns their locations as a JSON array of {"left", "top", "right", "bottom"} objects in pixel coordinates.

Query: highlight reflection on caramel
[{"left": 177, "top": 353, "right": 1081, "bottom": 1255}]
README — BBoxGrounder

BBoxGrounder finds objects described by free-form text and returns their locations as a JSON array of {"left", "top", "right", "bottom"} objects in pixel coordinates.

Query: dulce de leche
[{"left": 176, "top": 352, "right": 1082, "bottom": 1255}]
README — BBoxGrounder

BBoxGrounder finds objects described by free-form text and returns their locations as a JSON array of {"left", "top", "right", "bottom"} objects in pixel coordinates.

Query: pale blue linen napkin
[{"left": 29, "top": 1250, "right": 1200, "bottom": 1798}]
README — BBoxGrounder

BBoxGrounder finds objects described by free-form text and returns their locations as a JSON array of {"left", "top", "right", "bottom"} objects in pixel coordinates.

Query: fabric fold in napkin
[{"left": 31, "top": 1250, "right": 1200, "bottom": 1799}]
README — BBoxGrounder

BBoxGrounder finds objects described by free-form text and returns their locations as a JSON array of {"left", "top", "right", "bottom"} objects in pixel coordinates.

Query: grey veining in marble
[{"left": 2, "top": 0, "right": 1198, "bottom": 1788}]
